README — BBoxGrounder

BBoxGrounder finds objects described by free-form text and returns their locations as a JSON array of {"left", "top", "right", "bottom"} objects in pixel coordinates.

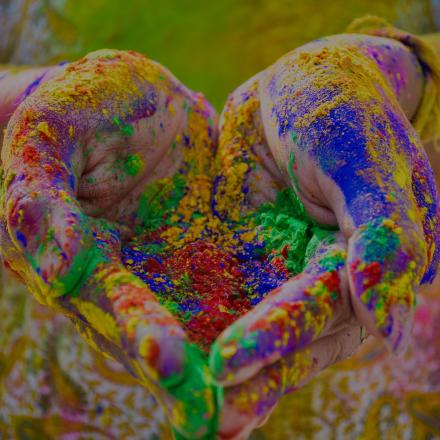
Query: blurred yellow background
[{"left": 1, "top": 0, "right": 439, "bottom": 109}]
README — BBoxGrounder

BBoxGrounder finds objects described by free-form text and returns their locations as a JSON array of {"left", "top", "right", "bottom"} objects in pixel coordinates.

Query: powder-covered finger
[
  {"left": 346, "top": 218, "right": 423, "bottom": 354},
  {"left": 67, "top": 293, "right": 219, "bottom": 440},
  {"left": 346, "top": 145, "right": 440, "bottom": 353},
  {"left": 2, "top": 107, "right": 100, "bottom": 298},
  {"left": 210, "top": 240, "right": 349, "bottom": 385},
  {"left": 167, "top": 344, "right": 221, "bottom": 440}
]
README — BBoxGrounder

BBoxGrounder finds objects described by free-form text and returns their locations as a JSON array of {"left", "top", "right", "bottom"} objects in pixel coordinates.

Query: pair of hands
[{"left": 1, "top": 37, "right": 439, "bottom": 439}]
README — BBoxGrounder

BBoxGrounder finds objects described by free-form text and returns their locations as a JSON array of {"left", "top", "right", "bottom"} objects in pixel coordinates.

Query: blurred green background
[{"left": 2, "top": 0, "right": 439, "bottom": 109}]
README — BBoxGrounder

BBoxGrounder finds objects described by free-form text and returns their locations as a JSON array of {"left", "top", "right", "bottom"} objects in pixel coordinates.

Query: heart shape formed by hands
[{"left": 2, "top": 39, "right": 439, "bottom": 439}]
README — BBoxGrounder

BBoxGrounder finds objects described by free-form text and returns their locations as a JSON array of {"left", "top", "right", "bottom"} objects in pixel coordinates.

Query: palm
[{"left": 76, "top": 101, "right": 187, "bottom": 228}]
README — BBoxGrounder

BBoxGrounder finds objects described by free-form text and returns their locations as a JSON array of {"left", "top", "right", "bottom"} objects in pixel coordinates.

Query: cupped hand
[
  {"left": 211, "top": 35, "right": 440, "bottom": 439},
  {"left": 0, "top": 49, "right": 220, "bottom": 439}
]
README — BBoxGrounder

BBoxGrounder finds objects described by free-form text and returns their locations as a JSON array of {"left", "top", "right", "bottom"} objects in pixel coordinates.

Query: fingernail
[
  {"left": 158, "top": 337, "right": 187, "bottom": 387},
  {"left": 209, "top": 342, "right": 224, "bottom": 379}
]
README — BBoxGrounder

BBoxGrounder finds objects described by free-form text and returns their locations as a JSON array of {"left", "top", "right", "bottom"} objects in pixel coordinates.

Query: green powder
[
  {"left": 112, "top": 116, "right": 134, "bottom": 137},
  {"left": 124, "top": 154, "right": 144, "bottom": 176},
  {"left": 252, "top": 187, "right": 337, "bottom": 276}
]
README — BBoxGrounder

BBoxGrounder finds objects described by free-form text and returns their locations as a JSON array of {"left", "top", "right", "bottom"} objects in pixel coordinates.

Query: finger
[
  {"left": 69, "top": 295, "right": 219, "bottom": 439},
  {"left": 218, "top": 324, "right": 361, "bottom": 440},
  {"left": 217, "top": 405, "right": 276, "bottom": 440},
  {"left": 218, "top": 378, "right": 278, "bottom": 440},
  {"left": 59, "top": 223, "right": 220, "bottom": 438},
  {"left": 156, "top": 344, "right": 221, "bottom": 440},
  {"left": 343, "top": 145, "right": 440, "bottom": 353},
  {"left": 65, "top": 264, "right": 220, "bottom": 438},
  {"left": 1, "top": 101, "right": 100, "bottom": 299},
  {"left": 210, "top": 235, "right": 351, "bottom": 386}
]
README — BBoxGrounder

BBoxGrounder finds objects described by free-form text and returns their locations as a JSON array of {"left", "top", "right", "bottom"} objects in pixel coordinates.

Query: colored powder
[
  {"left": 124, "top": 153, "right": 144, "bottom": 176},
  {"left": 119, "top": 88, "right": 336, "bottom": 353},
  {"left": 122, "top": 186, "right": 334, "bottom": 352},
  {"left": 112, "top": 116, "right": 134, "bottom": 137}
]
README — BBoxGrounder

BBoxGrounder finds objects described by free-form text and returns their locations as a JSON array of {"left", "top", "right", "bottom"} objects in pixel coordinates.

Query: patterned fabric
[
  {"left": 0, "top": 268, "right": 170, "bottom": 440},
  {"left": 1, "top": 271, "right": 439, "bottom": 439}
]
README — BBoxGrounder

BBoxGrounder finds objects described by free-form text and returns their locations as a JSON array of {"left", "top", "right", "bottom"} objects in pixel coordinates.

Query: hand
[
  {"left": 0, "top": 50, "right": 219, "bottom": 438},
  {"left": 210, "top": 35, "right": 440, "bottom": 438}
]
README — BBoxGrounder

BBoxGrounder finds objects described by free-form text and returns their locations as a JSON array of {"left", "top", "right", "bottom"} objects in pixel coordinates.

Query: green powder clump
[
  {"left": 124, "top": 154, "right": 144, "bottom": 176},
  {"left": 112, "top": 116, "right": 134, "bottom": 137},
  {"left": 253, "top": 187, "right": 337, "bottom": 275}
]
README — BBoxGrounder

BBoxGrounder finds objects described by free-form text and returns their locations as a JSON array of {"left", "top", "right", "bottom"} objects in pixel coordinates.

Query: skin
[{"left": 1, "top": 32, "right": 440, "bottom": 439}]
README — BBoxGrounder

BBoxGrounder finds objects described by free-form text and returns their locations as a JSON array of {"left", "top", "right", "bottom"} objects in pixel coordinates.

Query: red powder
[{"left": 162, "top": 241, "right": 252, "bottom": 349}]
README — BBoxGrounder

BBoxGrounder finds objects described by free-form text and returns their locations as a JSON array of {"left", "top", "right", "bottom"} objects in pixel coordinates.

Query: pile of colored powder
[
  {"left": 122, "top": 181, "right": 336, "bottom": 352},
  {"left": 110, "top": 77, "right": 338, "bottom": 354}
]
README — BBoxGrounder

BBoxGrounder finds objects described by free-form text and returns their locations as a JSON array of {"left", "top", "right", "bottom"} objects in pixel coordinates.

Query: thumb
[{"left": 329, "top": 151, "right": 440, "bottom": 354}]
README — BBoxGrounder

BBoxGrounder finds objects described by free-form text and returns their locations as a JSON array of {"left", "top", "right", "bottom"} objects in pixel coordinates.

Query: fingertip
[
  {"left": 209, "top": 323, "right": 256, "bottom": 385},
  {"left": 382, "top": 303, "right": 414, "bottom": 355},
  {"left": 209, "top": 340, "right": 227, "bottom": 381},
  {"left": 210, "top": 333, "right": 267, "bottom": 387},
  {"left": 5, "top": 187, "right": 96, "bottom": 297},
  {"left": 160, "top": 337, "right": 189, "bottom": 388},
  {"left": 347, "top": 218, "right": 418, "bottom": 354},
  {"left": 6, "top": 192, "right": 47, "bottom": 253}
]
